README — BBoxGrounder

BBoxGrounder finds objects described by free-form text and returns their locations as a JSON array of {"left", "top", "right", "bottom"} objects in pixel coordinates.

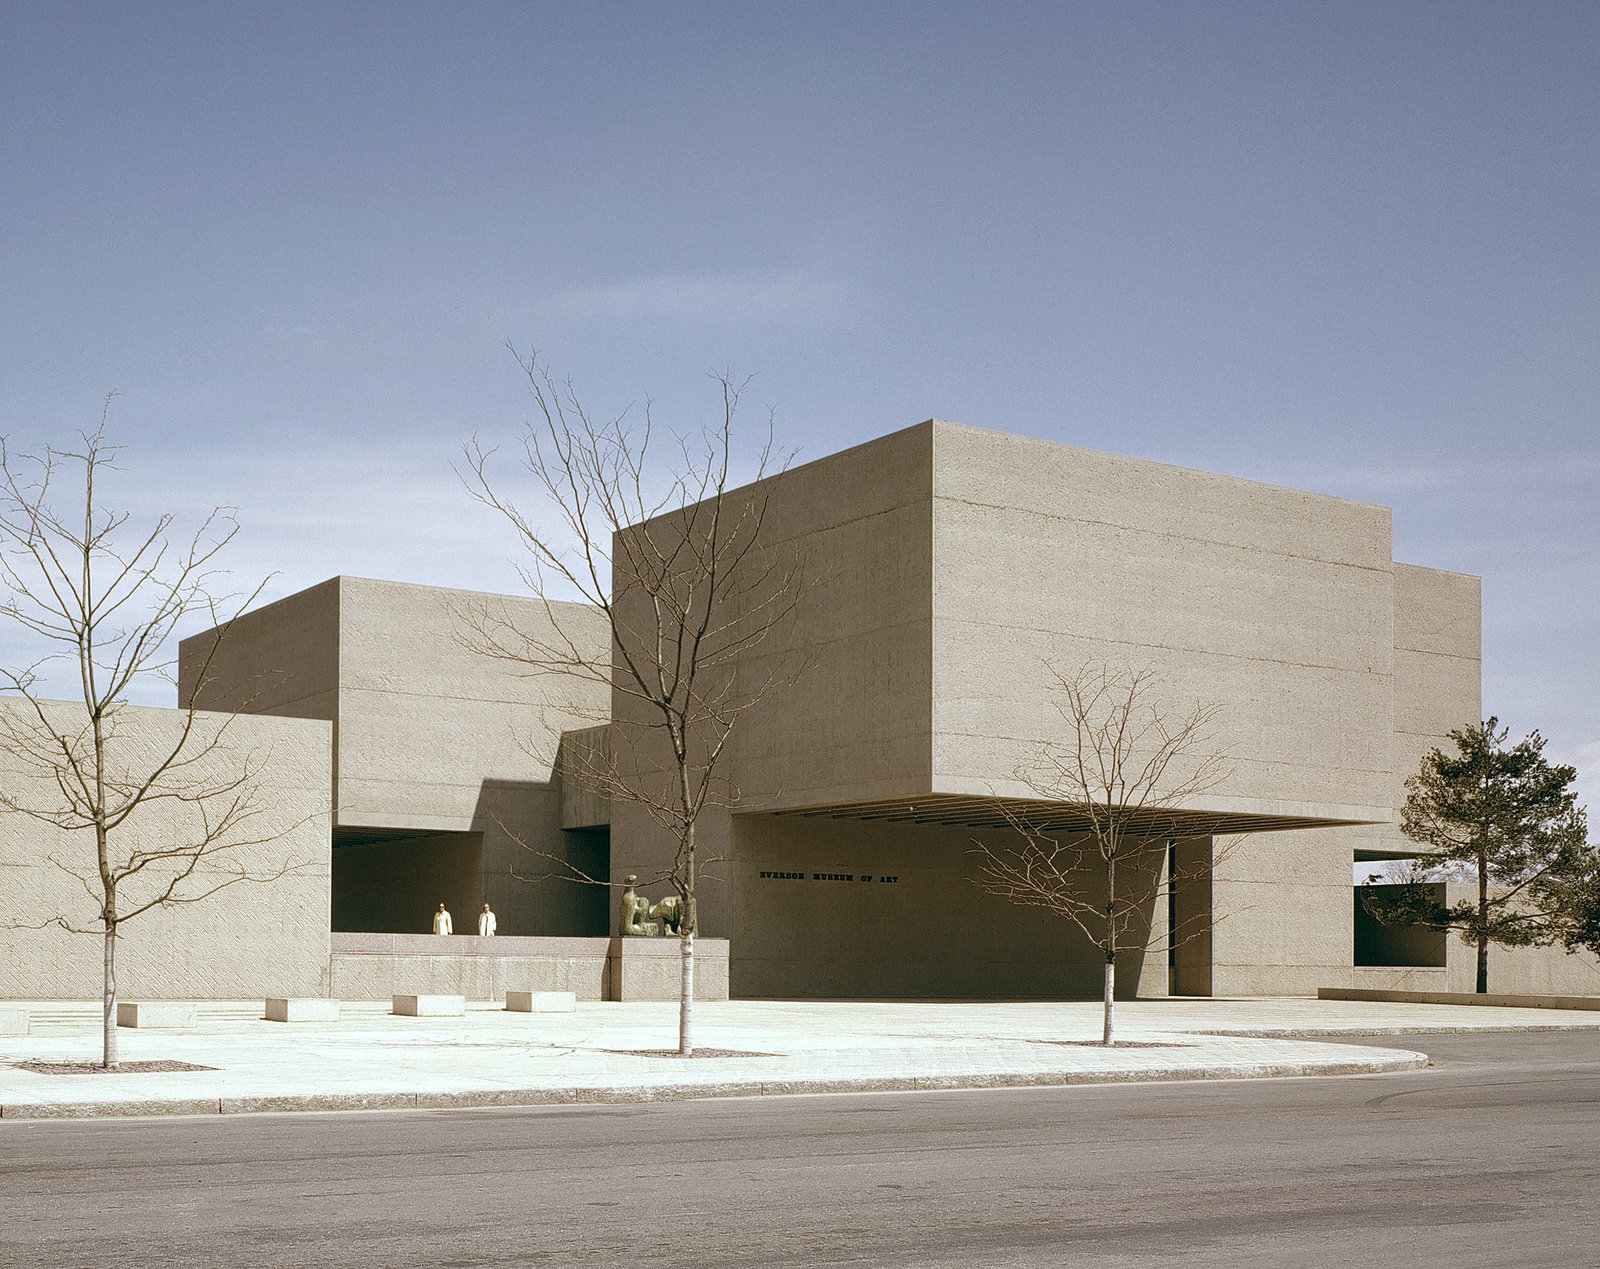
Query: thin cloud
[
  {"left": 1275, "top": 452, "right": 1600, "bottom": 500},
  {"left": 541, "top": 270, "right": 859, "bottom": 325},
  {"left": 1557, "top": 739, "right": 1600, "bottom": 821}
]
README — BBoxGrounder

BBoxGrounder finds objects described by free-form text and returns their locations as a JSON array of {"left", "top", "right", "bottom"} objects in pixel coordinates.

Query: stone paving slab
[{"left": 4, "top": 996, "right": 1591, "bottom": 1121}]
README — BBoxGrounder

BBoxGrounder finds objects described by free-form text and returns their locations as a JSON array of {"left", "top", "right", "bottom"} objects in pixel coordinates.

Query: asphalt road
[{"left": 2, "top": 1031, "right": 1597, "bottom": 1268}]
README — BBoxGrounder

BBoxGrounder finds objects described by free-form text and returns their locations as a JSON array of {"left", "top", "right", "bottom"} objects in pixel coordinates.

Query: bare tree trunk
[
  {"left": 1103, "top": 847, "right": 1116, "bottom": 1047},
  {"left": 1102, "top": 954, "right": 1115, "bottom": 1047},
  {"left": 102, "top": 922, "right": 118, "bottom": 1069},
  {"left": 1477, "top": 840, "right": 1490, "bottom": 994},
  {"left": 679, "top": 821, "right": 696, "bottom": 1057},
  {"left": 680, "top": 931, "right": 695, "bottom": 1057}
]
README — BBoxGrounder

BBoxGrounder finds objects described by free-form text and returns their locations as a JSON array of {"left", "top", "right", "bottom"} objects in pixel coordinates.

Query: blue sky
[{"left": 2, "top": 1, "right": 1596, "bottom": 805}]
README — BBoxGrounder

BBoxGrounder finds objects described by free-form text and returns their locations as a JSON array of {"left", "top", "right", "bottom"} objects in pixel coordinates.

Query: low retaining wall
[
  {"left": 329, "top": 933, "right": 728, "bottom": 1002},
  {"left": 1319, "top": 987, "right": 1600, "bottom": 1011}
]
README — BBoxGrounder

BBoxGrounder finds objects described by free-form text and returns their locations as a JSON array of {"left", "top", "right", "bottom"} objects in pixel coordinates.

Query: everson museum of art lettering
[{"left": 3, "top": 420, "right": 1595, "bottom": 1002}]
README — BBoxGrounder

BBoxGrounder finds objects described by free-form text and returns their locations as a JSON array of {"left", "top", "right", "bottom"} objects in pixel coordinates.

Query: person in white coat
[
  {"left": 478, "top": 903, "right": 497, "bottom": 937},
  {"left": 433, "top": 903, "right": 453, "bottom": 935}
]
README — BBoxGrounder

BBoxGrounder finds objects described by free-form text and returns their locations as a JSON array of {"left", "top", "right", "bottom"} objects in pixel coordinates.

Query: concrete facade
[
  {"left": 180, "top": 576, "right": 613, "bottom": 942},
  {"left": 0, "top": 700, "right": 332, "bottom": 999},
  {"left": 591, "top": 421, "right": 1596, "bottom": 999},
  {"left": 4, "top": 418, "right": 1593, "bottom": 1003}
]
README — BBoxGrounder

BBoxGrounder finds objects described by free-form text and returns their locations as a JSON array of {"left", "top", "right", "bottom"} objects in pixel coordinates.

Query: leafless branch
[
  {"left": 461, "top": 352, "right": 818, "bottom": 1055},
  {"left": 969, "top": 662, "right": 1236, "bottom": 1045},
  {"left": 0, "top": 402, "right": 291, "bottom": 1067}
]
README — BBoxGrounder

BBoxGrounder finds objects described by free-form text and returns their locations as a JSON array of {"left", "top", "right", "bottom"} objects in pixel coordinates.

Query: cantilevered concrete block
[
  {"left": 116, "top": 1002, "right": 197, "bottom": 1028},
  {"left": 392, "top": 993, "right": 465, "bottom": 1017},
  {"left": 265, "top": 997, "right": 341, "bottom": 1022},
  {"left": 0, "top": 1005, "right": 29, "bottom": 1035},
  {"left": 505, "top": 990, "right": 576, "bottom": 1013}
]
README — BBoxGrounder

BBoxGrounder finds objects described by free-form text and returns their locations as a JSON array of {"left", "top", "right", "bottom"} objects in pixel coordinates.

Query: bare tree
[
  {"left": 969, "top": 662, "right": 1233, "bottom": 1046},
  {"left": 461, "top": 351, "right": 810, "bottom": 1056},
  {"left": 0, "top": 400, "right": 289, "bottom": 1068}
]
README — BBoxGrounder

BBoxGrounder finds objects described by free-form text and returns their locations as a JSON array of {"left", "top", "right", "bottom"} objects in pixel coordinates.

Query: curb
[
  {"left": 0, "top": 1051, "right": 1429, "bottom": 1121},
  {"left": 1202, "top": 1023, "right": 1600, "bottom": 1038}
]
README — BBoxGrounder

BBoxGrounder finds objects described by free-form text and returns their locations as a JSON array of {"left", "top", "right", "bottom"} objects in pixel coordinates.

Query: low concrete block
[
  {"left": 505, "top": 990, "right": 577, "bottom": 1013},
  {"left": 116, "top": 1002, "right": 197, "bottom": 1029},
  {"left": 0, "top": 1005, "right": 30, "bottom": 1036},
  {"left": 1319, "top": 987, "right": 1600, "bottom": 1011},
  {"left": 392, "top": 994, "right": 465, "bottom": 1017},
  {"left": 264, "top": 997, "right": 341, "bottom": 1023}
]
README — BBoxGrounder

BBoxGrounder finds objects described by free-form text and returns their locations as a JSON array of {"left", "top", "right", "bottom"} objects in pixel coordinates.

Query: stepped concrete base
[
  {"left": 265, "top": 998, "right": 341, "bottom": 1023},
  {"left": 392, "top": 994, "right": 465, "bottom": 1017},
  {"left": 116, "top": 1002, "right": 197, "bottom": 1029},
  {"left": 331, "top": 934, "right": 609, "bottom": 1002},
  {"left": 0, "top": 1005, "right": 29, "bottom": 1035},
  {"left": 1320, "top": 987, "right": 1600, "bottom": 1011},
  {"left": 506, "top": 991, "right": 576, "bottom": 1013},
  {"left": 329, "top": 933, "right": 730, "bottom": 1003}
]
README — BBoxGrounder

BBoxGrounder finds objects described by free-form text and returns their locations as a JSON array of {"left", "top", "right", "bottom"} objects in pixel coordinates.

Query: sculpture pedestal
[{"left": 607, "top": 937, "right": 729, "bottom": 1002}]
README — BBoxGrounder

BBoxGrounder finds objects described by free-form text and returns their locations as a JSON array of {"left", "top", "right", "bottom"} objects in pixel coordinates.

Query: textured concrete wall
[
  {"left": 329, "top": 933, "right": 611, "bottom": 1001},
  {"left": 604, "top": 426, "right": 937, "bottom": 940},
  {"left": 595, "top": 423, "right": 1495, "bottom": 1001},
  {"left": 725, "top": 425, "right": 936, "bottom": 809},
  {"left": 161, "top": 431, "right": 1538, "bottom": 1003},
  {"left": 335, "top": 579, "right": 608, "bottom": 830},
  {"left": 929, "top": 421, "right": 1396, "bottom": 822},
  {"left": 0, "top": 700, "right": 331, "bottom": 1000},
  {"left": 730, "top": 814, "right": 1165, "bottom": 1000},
  {"left": 557, "top": 725, "right": 612, "bottom": 829},
  {"left": 1208, "top": 826, "right": 1357, "bottom": 996},
  {"left": 338, "top": 579, "right": 610, "bottom": 937},
  {"left": 180, "top": 579, "right": 342, "bottom": 807},
  {"left": 331, "top": 833, "right": 486, "bottom": 934},
  {"left": 183, "top": 576, "right": 613, "bottom": 941},
  {"left": 608, "top": 937, "right": 731, "bottom": 1002},
  {"left": 326, "top": 933, "right": 730, "bottom": 1001},
  {"left": 1421, "top": 884, "right": 1599, "bottom": 995},
  {"left": 1390, "top": 563, "right": 1482, "bottom": 803},
  {"left": 1209, "top": 564, "right": 1486, "bottom": 996},
  {"left": 179, "top": 578, "right": 341, "bottom": 723}
]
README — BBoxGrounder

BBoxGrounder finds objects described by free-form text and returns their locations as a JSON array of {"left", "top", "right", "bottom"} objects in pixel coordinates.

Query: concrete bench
[
  {"left": 265, "top": 997, "right": 341, "bottom": 1023},
  {"left": 0, "top": 1005, "right": 30, "bottom": 1036},
  {"left": 392, "top": 994, "right": 465, "bottom": 1017},
  {"left": 505, "top": 990, "right": 577, "bottom": 1013},
  {"left": 116, "top": 1002, "right": 197, "bottom": 1029}
]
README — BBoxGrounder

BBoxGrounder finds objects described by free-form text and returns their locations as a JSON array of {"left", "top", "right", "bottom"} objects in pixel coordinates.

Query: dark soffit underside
[{"left": 757, "top": 793, "right": 1381, "bottom": 838}]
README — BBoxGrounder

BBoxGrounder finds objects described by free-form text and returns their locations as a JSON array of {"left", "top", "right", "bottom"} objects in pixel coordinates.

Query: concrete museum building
[{"left": 3, "top": 420, "right": 1595, "bottom": 1003}]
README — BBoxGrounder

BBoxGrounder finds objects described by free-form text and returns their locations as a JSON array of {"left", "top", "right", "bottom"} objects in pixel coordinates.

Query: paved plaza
[{"left": 4, "top": 997, "right": 1598, "bottom": 1120}]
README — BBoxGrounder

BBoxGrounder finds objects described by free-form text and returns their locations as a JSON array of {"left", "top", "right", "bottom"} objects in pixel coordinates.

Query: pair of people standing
[{"left": 432, "top": 903, "right": 496, "bottom": 936}]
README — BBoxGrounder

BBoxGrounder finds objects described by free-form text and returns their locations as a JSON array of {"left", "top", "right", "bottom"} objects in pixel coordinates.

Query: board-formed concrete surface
[
  {"left": 0, "top": 701, "right": 333, "bottom": 1001},
  {"left": 11, "top": 996, "right": 1599, "bottom": 1120}
]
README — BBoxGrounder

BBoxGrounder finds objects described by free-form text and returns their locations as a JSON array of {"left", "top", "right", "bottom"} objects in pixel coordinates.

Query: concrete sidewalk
[{"left": 3, "top": 997, "right": 1597, "bottom": 1121}]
